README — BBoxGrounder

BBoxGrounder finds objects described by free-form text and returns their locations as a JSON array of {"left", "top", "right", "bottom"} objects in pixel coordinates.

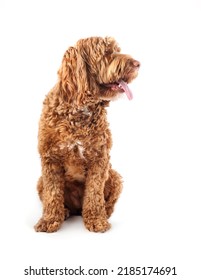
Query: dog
[{"left": 34, "top": 36, "right": 140, "bottom": 233}]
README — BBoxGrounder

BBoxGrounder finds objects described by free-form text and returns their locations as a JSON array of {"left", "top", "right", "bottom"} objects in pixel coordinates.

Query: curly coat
[{"left": 34, "top": 37, "right": 140, "bottom": 233}]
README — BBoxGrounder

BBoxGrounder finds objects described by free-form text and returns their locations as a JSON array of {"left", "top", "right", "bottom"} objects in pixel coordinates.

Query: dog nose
[{"left": 133, "top": 60, "right": 140, "bottom": 68}]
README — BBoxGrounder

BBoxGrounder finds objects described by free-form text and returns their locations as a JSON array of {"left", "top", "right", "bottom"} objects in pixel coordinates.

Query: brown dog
[{"left": 34, "top": 37, "right": 140, "bottom": 233}]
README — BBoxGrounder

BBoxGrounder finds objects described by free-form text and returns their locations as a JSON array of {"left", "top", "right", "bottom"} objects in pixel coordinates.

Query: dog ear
[
  {"left": 58, "top": 47, "right": 77, "bottom": 93},
  {"left": 76, "top": 51, "right": 89, "bottom": 95},
  {"left": 58, "top": 46, "right": 89, "bottom": 105}
]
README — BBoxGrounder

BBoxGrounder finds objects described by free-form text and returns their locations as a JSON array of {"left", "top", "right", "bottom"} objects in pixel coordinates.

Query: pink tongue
[{"left": 118, "top": 80, "right": 133, "bottom": 100}]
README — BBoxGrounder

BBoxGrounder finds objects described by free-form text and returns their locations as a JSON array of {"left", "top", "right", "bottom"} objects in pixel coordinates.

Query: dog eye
[{"left": 105, "top": 49, "right": 113, "bottom": 55}]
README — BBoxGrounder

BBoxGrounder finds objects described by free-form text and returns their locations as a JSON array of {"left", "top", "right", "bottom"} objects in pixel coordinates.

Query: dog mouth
[{"left": 103, "top": 79, "right": 133, "bottom": 100}]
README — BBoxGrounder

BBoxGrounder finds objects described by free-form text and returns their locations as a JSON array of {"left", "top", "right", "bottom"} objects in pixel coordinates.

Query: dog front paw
[
  {"left": 84, "top": 218, "right": 111, "bottom": 233},
  {"left": 34, "top": 218, "right": 62, "bottom": 233}
]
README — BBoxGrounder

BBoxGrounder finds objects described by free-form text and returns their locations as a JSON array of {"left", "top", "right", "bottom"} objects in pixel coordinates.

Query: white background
[{"left": 0, "top": 0, "right": 201, "bottom": 279}]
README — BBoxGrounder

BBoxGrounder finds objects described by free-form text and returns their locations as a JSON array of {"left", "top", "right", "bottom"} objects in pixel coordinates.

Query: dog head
[{"left": 58, "top": 37, "right": 140, "bottom": 104}]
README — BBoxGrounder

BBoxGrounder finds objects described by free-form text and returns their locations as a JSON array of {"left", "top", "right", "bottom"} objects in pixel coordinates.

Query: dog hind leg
[
  {"left": 104, "top": 169, "right": 123, "bottom": 218},
  {"left": 37, "top": 176, "right": 43, "bottom": 201}
]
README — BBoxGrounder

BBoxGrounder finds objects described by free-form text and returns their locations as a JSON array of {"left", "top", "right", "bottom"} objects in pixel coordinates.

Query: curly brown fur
[{"left": 34, "top": 37, "right": 140, "bottom": 233}]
